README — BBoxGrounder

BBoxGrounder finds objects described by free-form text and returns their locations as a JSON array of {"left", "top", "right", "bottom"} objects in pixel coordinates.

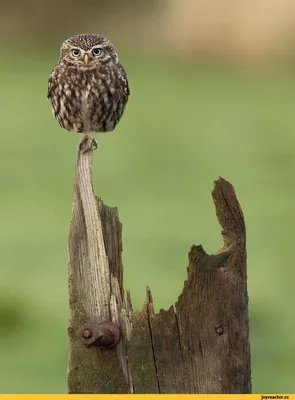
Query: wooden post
[{"left": 67, "top": 149, "right": 251, "bottom": 394}]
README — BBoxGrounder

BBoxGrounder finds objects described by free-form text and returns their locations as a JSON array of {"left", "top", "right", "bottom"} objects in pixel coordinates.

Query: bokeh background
[{"left": 1, "top": 0, "right": 295, "bottom": 393}]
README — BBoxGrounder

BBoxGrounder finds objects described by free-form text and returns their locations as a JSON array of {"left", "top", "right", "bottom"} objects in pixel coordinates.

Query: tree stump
[{"left": 67, "top": 149, "right": 251, "bottom": 394}]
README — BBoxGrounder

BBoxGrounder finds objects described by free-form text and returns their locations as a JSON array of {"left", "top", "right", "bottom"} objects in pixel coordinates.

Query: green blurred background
[{"left": 1, "top": 0, "right": 295, "bottom": 393}]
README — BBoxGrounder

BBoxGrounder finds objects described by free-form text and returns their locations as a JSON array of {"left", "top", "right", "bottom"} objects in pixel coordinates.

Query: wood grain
[{"left": 67, "top": 150, "right": 251, "bottom": 394}]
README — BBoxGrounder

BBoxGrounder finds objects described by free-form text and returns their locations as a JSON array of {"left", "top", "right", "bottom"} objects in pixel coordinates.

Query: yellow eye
[
  {"left": 92, "top": 48, "right": 101, "bottom": 58},
  {"left": 72, "top": 49, "right": 80, "bottom": 57}
]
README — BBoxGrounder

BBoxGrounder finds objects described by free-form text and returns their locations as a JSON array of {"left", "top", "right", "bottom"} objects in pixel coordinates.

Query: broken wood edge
[
  {"left": 212, "top": 176, "right": 246, "bottom": 252},
  {"left": 68, "top": 149, "right": 250, "bottom": 394},
  {"left": 186, "top": 175, "right": 246, "bottom": 273},
  {"left": 143, "top": 175, "right": 247, "bottom": 311},
  {"left": 68, "top": 149, "right": 134, "bottom": 393},
  {"left": 128, "top": 176, "right": 250, "bottom": 393}
]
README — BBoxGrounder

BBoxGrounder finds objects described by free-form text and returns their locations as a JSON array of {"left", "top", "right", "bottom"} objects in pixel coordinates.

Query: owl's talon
[
  {"left": 92, "top": 140, "right": 98, "bottom": 151},
  {"left": 79, "top": 136, "right": 98, "bottom": 154}
]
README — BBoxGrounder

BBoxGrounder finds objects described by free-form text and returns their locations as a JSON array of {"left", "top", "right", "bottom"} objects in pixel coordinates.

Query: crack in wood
[
  {"left": 174, "top": 309, "right": 184, "bottom": 368},
  {"left": 146, "top": 287, "right": 161, "bottom": 394},
  {"left": 146, "top": 315, "right": 161, "bottom": 393}
]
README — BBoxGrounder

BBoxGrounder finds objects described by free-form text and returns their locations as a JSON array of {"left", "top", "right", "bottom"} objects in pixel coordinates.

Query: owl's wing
[
  {"left": 118, "top": 64, "right": 130, "bottom": 96},
  {"left": 47, "top": 70, "right": 55, "bottom": 99}
]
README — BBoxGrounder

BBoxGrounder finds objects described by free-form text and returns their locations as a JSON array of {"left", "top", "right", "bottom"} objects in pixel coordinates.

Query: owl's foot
[{"left": 79, "top": 134, "right": 98, "bottom": 154}]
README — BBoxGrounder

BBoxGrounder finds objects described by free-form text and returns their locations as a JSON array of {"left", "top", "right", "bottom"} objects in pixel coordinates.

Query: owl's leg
[{"left": 79, "top": 133, "right": 98, "bottom": 154}]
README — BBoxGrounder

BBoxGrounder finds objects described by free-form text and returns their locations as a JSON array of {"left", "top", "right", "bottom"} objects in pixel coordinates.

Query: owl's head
[{"left": 59, "top": 34, "right": 119, "bottom": 68}]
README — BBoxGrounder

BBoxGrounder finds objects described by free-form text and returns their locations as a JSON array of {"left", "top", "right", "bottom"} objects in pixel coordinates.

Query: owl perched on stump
[{"left": 47, "top": 34, "right": 130, "bottom": 153}]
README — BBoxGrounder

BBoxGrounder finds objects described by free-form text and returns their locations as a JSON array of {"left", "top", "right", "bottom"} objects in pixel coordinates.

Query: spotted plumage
[{"left": 47, "top": 33, "right": 130, "bottom": 152}]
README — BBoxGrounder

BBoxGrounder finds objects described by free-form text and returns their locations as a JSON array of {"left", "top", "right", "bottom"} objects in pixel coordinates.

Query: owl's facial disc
[
  {"left": 59, "top": 34, "right": 119, "bottom": 67},
  {"left": 60, "top": 43, "right": 117, "bottom": 68},
  {"left": 68, "top": 46, "right": 103, "bottom": 65}
]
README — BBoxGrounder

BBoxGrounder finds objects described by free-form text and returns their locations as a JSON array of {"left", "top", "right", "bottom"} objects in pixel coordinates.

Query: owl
[{"left": 47, "top": 34, "right": 130, "bottom": 153}]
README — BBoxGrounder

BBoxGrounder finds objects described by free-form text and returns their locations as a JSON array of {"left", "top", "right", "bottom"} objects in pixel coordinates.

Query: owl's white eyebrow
[{"left": 90, "top": 45, "right": 103, "bottom": 50}]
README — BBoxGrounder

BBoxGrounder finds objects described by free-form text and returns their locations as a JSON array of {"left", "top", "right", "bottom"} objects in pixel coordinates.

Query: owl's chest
[
  {"left": 65, "top": 70, "right": 112, "bottom": 102},
  {"left": 67, "top": 72, "right": 114, "bottom": 108},
  {"left": 79, "top": 85, "right": 93, "bottom": 132},
  {"left": 53, "top": 67, "right": 122, "bottom": 132},
  {"left": 66, "top": 74, "right": 96, "bottom": 106}
]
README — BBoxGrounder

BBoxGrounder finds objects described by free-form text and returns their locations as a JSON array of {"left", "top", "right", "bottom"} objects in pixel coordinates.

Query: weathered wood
[
  {"left": 67, "top": 149, "right": 251, "bottom": 394},
  {"left": 67, "top": 151, "right": 131, "bottom": 393}
]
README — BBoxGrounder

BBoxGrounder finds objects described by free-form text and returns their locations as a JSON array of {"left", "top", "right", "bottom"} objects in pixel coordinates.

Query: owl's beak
[{"left": 84, "top": 54, "right": 89, "bottom": 64}]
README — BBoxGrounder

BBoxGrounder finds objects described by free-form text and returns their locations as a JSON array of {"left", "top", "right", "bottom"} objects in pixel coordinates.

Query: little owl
[{"left": 47, "top": 33, "right": 130, "bottom": 153}]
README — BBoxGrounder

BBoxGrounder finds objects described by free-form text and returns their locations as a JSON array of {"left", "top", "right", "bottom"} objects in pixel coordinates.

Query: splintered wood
[{"left": 67, "top": 150, "right": 251, "bottom": 394}]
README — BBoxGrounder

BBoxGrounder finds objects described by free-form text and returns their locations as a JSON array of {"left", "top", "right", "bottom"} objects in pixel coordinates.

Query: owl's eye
[
  {"left": 72, "top": 49, "right": 80, "bottom": 57},
  {"left": 92, "top": 48, "right": 102, "bottom": 58}
]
